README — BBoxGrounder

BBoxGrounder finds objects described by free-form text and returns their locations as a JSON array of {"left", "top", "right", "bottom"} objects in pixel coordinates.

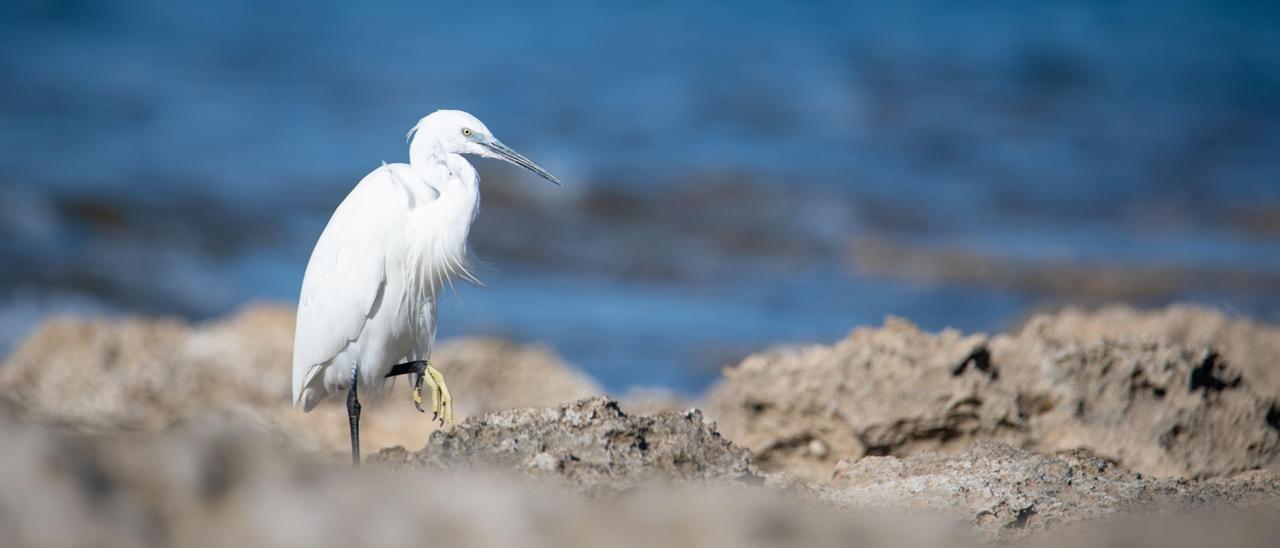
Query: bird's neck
[
  {"left": 408, "top": 149, "right": 479, "bottom": 234},
  {"left": 411, "top": 140, "right": 480, "bottom": 189},
  {"left": 404, "top": 153, "right": 482, "bottom": 296},
  {"left": 408, "top": 139, "right": 440, "bottom": 179}
]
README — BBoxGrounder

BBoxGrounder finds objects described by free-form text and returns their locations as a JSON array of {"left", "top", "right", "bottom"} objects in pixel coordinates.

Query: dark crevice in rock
[
  {"left": 1188, "top": 352, "right": 1241, "bottom": 393},
  {"left": 952, "top": 346, "right": 996, "bottom": 379},
  {"left": 1159, "top": 424, "right": 1186, "bottom": 450},
  {"left": 745, "top": 400, "right": 769, "bottom": 415},
  {"left": 1006, "top": 505, "right": 1037, "bottom": 529}
]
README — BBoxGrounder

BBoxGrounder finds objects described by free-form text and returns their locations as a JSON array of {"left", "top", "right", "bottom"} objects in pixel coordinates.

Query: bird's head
[{"left": 408, "top": 110, "right": 561, "bottom": 185}]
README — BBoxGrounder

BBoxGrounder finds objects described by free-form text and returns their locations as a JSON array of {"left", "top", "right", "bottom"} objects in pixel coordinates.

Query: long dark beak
[{"left": 483, "top": 140, "right": 562, "bottom": 185}]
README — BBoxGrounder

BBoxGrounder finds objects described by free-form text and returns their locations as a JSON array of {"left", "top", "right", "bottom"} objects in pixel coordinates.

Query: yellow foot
[{"left": 422, "top": 363, "right": 453, "bottom": 428}]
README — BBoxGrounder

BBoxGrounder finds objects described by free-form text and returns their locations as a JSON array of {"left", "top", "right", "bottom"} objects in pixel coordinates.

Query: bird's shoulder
[
  {"left": 338, "top": 163, "right": 440, "bottom": 214},
  {"left": 299, "top": 162, "right": 443, "bottom": 300}
]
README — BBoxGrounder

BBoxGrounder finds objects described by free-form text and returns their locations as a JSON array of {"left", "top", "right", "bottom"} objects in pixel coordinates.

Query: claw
[{"left": 412, "top": 373, "right": 426, "bottom": 413}]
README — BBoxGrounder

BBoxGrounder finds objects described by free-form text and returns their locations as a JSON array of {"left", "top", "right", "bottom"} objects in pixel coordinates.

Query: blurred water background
[{"left": 2, "top": 0, "right": 1278, "bottom": 391}]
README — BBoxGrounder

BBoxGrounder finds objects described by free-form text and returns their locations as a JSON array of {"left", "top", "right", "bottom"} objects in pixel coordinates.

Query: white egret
[{"left": 291, "top": 110, "right": 561, "bottom": 465}]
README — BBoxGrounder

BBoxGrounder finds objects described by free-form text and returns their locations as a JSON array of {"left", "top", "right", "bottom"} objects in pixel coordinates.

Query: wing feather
[{"left": 290, "top": 164, "right": 423, "bottom": 407}]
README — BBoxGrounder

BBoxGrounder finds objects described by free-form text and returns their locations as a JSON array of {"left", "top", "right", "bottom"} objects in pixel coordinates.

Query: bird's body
[
  {"left": 290, "top": 110, "right": 561, "bottom": 464},
  {"left": 291, "top": 159, "right": 476, "bottom": 411}
]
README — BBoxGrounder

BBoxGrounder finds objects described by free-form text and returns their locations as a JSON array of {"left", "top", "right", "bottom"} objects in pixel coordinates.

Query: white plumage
[{"left": 290, "top": 110, "right": 561, "bottom": 450}]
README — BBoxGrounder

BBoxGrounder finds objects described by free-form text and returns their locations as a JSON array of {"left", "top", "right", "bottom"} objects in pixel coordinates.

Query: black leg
[
  {"left": 387, "top": 360, "right": 430, "bottom": 415},
  {"left": 347, "top": 365, "right": 361, "bottom": 467},
  {"left": 385, "top": 360, "right": 428, "bottom": 378}
]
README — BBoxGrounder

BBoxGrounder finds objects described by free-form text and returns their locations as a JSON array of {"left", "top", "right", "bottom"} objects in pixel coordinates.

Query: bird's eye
[{"left": 461, "top": 127, "right": 473, "bottom": 138}]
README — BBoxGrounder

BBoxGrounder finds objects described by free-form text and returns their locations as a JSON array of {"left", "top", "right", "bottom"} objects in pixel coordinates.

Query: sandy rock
[
  {"left": 1010, "top": 304, "right": 1280, "bottom": 397},
  {"left": 6, "top": 304, "right": 1280, "bottom": 546},
  {"left": 1, "top": 383, "right": 1278, "bottom": 546},
  {"left": 0, "top": 304, "right": 602, "bottom": 456},
  {"left": 709, "top": 312, "right": 1280, "bottom": 481},
  {"left": 825, "top": 441, "right": 1280, "bottom": 541},
  {"left": 0, "top": 397, "right": 956, "bottom": 548},
  {"left": 706, "top": 317, "right": 1024, "bottom": 481},
  {"left": 993, "top": 335, "right": 1280, "bottom": 478},
  {"left": 0, "top": 307, "right": 294, "bottom": 432},
  {"left": 371, "top": 397, "right": 757, "bottom": 494}
]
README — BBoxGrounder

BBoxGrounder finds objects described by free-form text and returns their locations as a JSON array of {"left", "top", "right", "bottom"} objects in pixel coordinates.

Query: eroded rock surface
[
  {"left": 4, "top": 303, "right": 1280, "bottom": 546},
  {"left": 0, "top": 304, "right": 601, "bottom": 455},
  {"left": 0, "top": 394, "right": 956, "bottom": 548},
  {"left": 824, "top": 441, "right": 1280, "bottom": 541},
  {"left": 709, "top": 313, "right": 1280, "bottom": 481},
  {"left": 372, "top": 397, "right": 756, "bottom": 493},
  {"left": 707, "top": 318, "right": 1022, "bottom": 480},
  {"left": 0, "top": 369, "right": 1277, "bottom": 546},
  {"left": 994, "top": 336, "right": 1279, "bottom": 478},
  {"left": 1011, "top": 304, "right": 1280, "bottom": 396}
]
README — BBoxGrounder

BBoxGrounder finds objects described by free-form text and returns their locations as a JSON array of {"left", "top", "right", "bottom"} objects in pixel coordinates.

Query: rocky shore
[{"left": 1, "top": 304, "right": 1278, "bottom": 547}]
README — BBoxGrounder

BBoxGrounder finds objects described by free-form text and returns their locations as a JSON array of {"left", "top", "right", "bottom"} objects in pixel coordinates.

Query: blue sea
[{"left": 2, "top": 0, "right": 1278, "bottom": 391}]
